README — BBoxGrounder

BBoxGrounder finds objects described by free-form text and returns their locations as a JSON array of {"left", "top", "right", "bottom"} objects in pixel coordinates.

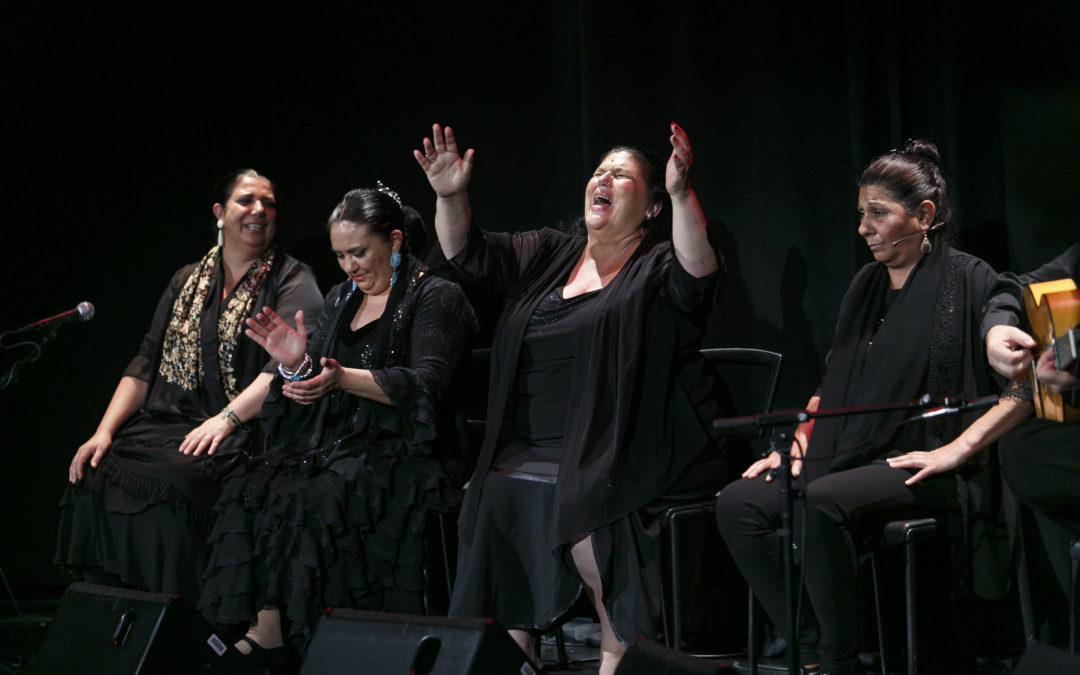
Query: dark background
[{"left": 1, "top": 2, "right": 1077, "bottom": 591}]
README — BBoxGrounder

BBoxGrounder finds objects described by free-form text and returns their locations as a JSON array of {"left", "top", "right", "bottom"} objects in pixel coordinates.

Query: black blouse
[{"left": 495, "top": 287, "right": 600, "bottom": 478}]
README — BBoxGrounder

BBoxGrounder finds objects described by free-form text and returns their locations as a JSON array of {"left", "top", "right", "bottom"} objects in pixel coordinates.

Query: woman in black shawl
[
  {"left": 56, "top": 169, "right": 323, "bottom": 600},
  {"left": 197, "top": 185, "right": 475, "bottom": 669},
  {"left": 414, "top": 123, "right": 725, "bottom": 675},
  {"left": 715, "top": 141, "right": 1030, "bottom": 675}
]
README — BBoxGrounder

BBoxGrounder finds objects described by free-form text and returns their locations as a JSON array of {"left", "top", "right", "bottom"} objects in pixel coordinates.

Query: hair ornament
[{"left": 376, "top": 180, "right": 402, "bottom": 207}]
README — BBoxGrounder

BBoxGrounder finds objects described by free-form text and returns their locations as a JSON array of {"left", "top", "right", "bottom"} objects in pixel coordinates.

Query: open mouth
[
  {"left": 244, "top": 223, "right": 265, "bottom": 231},
  {"left": 592, "top": 193, "right": 612, "bottom": 207}
]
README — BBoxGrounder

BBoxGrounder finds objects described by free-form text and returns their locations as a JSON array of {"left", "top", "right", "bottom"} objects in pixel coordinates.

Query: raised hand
[
  {"left": 245, "top": 307, "right": 308, "bottom": 369},
  {"left": 665, "top": 122, "right": 694, "bottom": 197},
  {"left": 413, "top": 123, "right": 475, "bottom": 198}
]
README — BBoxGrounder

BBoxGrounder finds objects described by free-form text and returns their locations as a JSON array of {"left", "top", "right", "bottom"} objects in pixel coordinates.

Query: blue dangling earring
[{"left": 389, "top": 251, "right": 402, "bottom": 288}]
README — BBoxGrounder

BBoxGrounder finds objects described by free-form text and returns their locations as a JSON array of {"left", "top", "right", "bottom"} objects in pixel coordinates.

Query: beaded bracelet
[
  {"left": 278, "top": 353, "right": 313, "bottom": 381},
  {"left": 220, "top": 407, "right": 242, "bottom": 427}
]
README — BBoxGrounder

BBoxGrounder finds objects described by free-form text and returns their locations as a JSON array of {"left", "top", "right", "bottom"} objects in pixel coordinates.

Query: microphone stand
[
  {"left": 714, "top": 393, "right": 998, "bottom": 674},
  {"left": 0, "top": 326, "right": 60, "bottom": 390},
  {"left": 0, "top": 326, "right": 67, "bottom": 667}
]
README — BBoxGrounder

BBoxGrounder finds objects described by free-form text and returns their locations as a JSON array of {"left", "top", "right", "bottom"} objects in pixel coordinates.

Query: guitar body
[{"left": 1024, "top": 279, "right": 1080, "bottom": 422}]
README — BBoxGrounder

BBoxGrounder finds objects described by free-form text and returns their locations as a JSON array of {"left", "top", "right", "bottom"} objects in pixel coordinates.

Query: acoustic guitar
[{"left": 1023, "top": 278, "right": 1080, "bottom": 422}]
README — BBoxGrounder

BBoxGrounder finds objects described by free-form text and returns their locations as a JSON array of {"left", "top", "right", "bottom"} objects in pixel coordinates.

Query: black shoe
[{"left": 237, "top": 636, "right": 300, "bottom": 675}]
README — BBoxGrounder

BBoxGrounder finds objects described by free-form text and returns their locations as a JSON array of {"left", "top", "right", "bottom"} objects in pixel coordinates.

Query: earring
[
  {"left": 920, "top": 232, "right": 932, "bottom": 254},
  {"left": 216, "top": 219, "right": 224, "bottom": 247},
  {"left": 389, "top": 251, "right": 402, "bottom": 288}
]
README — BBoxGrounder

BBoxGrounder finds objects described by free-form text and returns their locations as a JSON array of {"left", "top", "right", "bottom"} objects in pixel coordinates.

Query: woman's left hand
[
  {"left": 179, "top": 415, "right": 235, "bottom": 456},
  {"left": 282, "top": 357, "right": 344, "bottom": 405},
  {"left": 665, "top": 122, "right": 694, "bottom": 197},
  {"left": 887, "top": 443, "right": 968, "bottom": 486}
]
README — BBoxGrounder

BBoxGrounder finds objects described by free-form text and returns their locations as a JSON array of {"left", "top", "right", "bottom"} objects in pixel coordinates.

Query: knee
[{"left": 715, "top": 479, "right": 772, "bottom": 538}]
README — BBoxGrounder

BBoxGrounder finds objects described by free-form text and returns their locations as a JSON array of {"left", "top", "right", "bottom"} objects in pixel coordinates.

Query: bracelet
[
  {"left": 220, "top": 407, "right": 242, "bottom": 427},
  {"left": 278, "top": 353, "right": 313, "bottom": 381}
]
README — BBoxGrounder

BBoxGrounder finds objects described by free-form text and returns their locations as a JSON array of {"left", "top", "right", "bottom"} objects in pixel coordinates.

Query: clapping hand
[
  {"left": 282, "top": 357, "right": 344, "bottom": 405},
  {"left": 245, "top": 307, "right": 308, "bottom": 370}
]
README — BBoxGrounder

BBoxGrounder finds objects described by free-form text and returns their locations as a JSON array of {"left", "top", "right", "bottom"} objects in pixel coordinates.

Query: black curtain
[{"left": 2, "top": 1, "right": 1076, "bottom": 589}]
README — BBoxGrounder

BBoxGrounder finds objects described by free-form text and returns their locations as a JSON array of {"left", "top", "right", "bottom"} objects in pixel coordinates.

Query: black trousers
[
  {"left": 1000, "top": 418, "right": 1080, "bottom": 642},
  {"left": 715, "top": 460, "right": 956, "bottom": 673}
]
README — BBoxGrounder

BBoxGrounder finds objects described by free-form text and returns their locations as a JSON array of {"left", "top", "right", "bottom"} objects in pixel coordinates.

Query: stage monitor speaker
[
  {"left": 1013, "top": 641, "right": 1080, "bottom": 675},
  {"left": 613, "top": 638, "right": 730, "bottom": 674},
  {"left": 299, "top": 609, "right": 534, "bottom": 675},
  {"left": 32, "top": 581, "right": 243, "bottom": 675}
]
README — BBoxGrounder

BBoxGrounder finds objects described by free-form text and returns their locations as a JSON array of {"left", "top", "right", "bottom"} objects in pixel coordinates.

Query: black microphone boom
[{"left": 16, "top": 301, "right": 95, "bottom": 332}]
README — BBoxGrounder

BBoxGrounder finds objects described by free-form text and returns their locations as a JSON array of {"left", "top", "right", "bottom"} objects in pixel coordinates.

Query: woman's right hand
[
  {"left": 245, "top": 307, "right": 308, "bottom": 369},
  {"left": 414, "top": 123, "right": 474, "bottom": 198},
  {"left": 70, "top": 430, "right": 112, "bottom": 483},
  {"left": 742, "top": 441, "right": 804, "bottom": 481}
]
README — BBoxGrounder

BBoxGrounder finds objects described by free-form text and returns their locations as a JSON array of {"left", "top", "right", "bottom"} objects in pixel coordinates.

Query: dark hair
[
  {"left": 326, "top": 185, "right": 428, "bottom": 254},
  {"left": 603, "top": 145, "right": 671, "bottom": 237},
  {"left": 562, "top": 146, "right": 672, "bottom": 238},
  {"left": 214, "top": 168, "right": 277, "bottom": 206},
  {"left": 858, "top": 139, "right": 954, "bottom": 246}
]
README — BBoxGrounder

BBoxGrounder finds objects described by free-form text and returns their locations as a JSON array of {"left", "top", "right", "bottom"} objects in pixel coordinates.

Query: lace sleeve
[
  {"left": 1000, "top": 377, "right": 1033, "bottom": 402},
  {"left": 369, "top": 278, "right": 477, "bottom": 445}
]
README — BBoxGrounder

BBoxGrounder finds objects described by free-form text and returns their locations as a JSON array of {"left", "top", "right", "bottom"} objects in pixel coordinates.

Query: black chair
[
  {"left": 868, "top": 517, "right": 941, "bottom": 675},
  {"left": 1013, "top": 506, "right": 1080, "bottom": 654},
  {"left": 659, "top": 347, "right": 783, "bottom": 655},
  {"left": 426, "top": 347, "right": 491, "bottom": 615}
]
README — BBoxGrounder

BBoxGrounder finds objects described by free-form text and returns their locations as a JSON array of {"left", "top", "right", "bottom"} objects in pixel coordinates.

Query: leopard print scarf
[{"left": 158, "top": 245, "right": 276, "bottom": 399}]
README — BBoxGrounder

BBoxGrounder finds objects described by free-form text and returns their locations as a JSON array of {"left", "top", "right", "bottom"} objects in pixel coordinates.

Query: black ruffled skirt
[
  {"left": 54, "top": 413, "right": 243, "bottom": 601},
  {"left": 197, "top": 434, "right": 458, "bottom": 643}
]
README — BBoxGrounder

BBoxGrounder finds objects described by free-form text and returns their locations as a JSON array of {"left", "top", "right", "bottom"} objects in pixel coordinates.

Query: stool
[{"left": 869, "top": 517, "right": 940, "bottom": 675}]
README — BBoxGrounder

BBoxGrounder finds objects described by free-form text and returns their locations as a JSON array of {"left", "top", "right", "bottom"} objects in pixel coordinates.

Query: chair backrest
[
  {"left": 701, "top": 347, "right": 783, "bottom": 418},
  {"left": 701, "top": 347, "right": 783, "bottom": 467}
]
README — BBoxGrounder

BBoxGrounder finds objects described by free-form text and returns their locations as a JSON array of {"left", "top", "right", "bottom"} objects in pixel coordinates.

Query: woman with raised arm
[
  {"left": 56, "top": 170, "right": 324, "bottom": 600},
  {"left": 715, "top": 141, "right": 1030, "bottom": 675},
  {"left": 415, "top": 123, "right": 727, "bottom": 675},
  {"left": 197, "top": 185, "right": 476, "bottom": 671}
]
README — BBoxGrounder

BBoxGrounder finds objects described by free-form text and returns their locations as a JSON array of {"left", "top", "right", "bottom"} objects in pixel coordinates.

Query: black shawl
[{"left": 440, "top": 225, "right": 719, "bottom": 545}]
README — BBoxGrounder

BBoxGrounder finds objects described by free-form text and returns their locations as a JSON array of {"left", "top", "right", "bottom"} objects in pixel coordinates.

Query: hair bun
[
  {"left": 900, "top": 138, "right": 942, "bottom": 167},
  {"left": 401, "top": 204, "right": 429, "bottom": 256}
]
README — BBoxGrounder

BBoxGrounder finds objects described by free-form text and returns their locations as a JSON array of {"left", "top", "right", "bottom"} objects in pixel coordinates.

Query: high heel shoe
[{"left": 237, "top": 636, "right": 300, "bottom": 675}]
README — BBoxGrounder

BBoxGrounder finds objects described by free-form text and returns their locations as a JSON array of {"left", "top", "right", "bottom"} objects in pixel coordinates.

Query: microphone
[
  {"left": 15, "top": 301, "right": 95, "bottom": 332},
  {"left": 916, "top": 393, "right": 999, "bottom": 419},
  {"left": 891, "top": 222, "right": 944, "bottom": 247}
]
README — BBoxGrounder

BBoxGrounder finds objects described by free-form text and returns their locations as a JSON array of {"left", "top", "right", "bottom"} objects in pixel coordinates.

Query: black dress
[
  {"left": 439, "top": 225, "right": 728, "bottom": 643},
  {"left": 198, "top": 261, "right": 476, "bottom": 643},
  {"left": 54, "top": 250, "right": 323, "bottom": 600}
]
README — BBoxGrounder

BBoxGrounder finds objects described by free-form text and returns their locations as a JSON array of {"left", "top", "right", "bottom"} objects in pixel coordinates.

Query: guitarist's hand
[
  {"left": 986, "top": 324, "right": 1037, "bottom": 378},
  {"left": 1035, "top": 348, "right": 1079, "bottom": 395}
]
